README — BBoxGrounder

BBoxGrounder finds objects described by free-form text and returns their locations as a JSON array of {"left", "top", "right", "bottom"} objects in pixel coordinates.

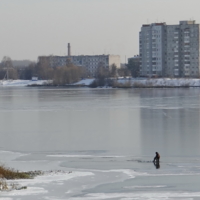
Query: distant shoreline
[{"left": 1, "top": 78, "right": 200, "bottom": 88}]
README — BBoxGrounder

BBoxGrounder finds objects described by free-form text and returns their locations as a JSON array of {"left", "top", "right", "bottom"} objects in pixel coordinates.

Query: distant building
[
  {"left": 38, "top": 54, "right": 120, "bottom": 77},
  {"left": 38, "top": 44, "right": 120, "bottom": 77},
  {"left": 140, "top": 20, "right": 200, "bottom": 78},
  {"left": 140, "top": 22, "right": 167, "bottom": 77}
]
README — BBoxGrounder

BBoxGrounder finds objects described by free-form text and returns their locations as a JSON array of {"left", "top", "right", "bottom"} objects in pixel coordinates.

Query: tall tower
[{"left": 68, "top": 43, "right": 71, "bottom": 56}]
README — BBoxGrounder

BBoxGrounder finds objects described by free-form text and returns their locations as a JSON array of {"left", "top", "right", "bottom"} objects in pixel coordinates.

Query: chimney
[{"left": 68, "top": 43, "right": 71, "bottom": 56}]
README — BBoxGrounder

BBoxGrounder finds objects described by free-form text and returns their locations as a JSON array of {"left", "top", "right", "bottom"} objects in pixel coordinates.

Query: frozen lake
[{"left": 1, "top": 87, "right": 200, "bottom": 199}]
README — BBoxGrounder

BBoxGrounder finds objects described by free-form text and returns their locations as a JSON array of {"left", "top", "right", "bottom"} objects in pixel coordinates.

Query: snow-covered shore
[
  {"left": 75, "top": 78, "right": 200, "bottom": 87},
  {"left": 120, "top": 78, "right": 200, "bottom": 87},
  {"left": 0, "top": 80, "right": 52, "bottom": 87},
  {"left": 1, "top": 78, "right": 200, "bottom": 87}
]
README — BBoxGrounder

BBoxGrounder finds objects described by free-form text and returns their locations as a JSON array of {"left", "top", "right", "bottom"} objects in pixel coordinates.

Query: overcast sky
[{"left": 0, "top": 0, "right": 200, "bottom": 62}]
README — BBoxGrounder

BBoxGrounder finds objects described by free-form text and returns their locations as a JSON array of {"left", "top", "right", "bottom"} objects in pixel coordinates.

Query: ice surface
[
  {"left": 9, "top": 171, "right": 93, "bottom": 185},
  {"left": 1, "top": 187, "right": 48, "bottom": 196},
  {"left": 67, "top": 192, "right": 200, "bottom": 200},
  {"left": 2, "top": 151, "right": 200, "bottom": 200},
  {"left": 0, "top": 151, "right": 28, "bottom": 162},
  {"left": 47, "top": 154, "right": 125, "bottom": 158},
  {"left": 1, "top": 88, "right": 200, "bottom": 199}
]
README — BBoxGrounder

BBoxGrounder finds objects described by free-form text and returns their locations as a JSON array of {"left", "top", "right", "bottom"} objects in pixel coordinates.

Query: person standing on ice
[{"left": 153, "top": 152, "right": 160, "bottom": 163}]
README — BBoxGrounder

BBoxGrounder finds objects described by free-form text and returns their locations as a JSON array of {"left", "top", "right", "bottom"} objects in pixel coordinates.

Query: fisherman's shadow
[{"left": 153, "top": 162, "right": 160, "bottom": 169}]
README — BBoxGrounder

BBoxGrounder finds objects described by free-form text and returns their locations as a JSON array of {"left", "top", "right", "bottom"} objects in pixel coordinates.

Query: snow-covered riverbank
[
  {"left": 75, "top": 78, "right": 200, "bottom": 87},
  {"left": 127, "top": 78, "right": 200, "bottom": 87},
  {"left": 1, "top": 78, "right": 200, "bottom": 87},
  {"left": 0, "top": 80, "right": 52, "bottom": 87}
]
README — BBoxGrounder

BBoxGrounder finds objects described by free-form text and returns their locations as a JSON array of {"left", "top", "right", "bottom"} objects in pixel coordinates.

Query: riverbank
[
  {"left": 1, "top": 78, "right": 200, "bottom": 88},
  {"left": 0, "top": 79, "right": 52, "bottom": 87},
  {"left": 74, "top": 78, "right": 200, "bottom": 88}
]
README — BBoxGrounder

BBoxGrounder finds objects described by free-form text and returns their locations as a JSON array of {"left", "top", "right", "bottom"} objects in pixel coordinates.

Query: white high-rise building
[{"left": 140, "top": 20, "right": 200, "bottom": 78}]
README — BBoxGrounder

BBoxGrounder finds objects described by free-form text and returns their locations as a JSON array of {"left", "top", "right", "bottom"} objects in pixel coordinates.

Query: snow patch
[
  {"left": 2, "top": 78, "right": 200, "bottom": 87},
  {"left": 7, "top": 171, "right": 94, "bottom": 186},
  {"left": 73, "top": 79, "right": 94, "bottom": 86},
  {"left": 0, "top": 80, "right": 52, "bottom": 87}
]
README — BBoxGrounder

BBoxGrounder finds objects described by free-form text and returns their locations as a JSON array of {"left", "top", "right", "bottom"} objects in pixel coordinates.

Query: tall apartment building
[
  {"left": 140, "top": 20, "right": 200, "bottom": 78},
  {"left": 140, "top": 23, "right": 166, "bottom": 77}
]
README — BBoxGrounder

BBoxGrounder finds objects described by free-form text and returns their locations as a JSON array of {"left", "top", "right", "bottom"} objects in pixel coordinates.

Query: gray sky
[{"left": 0, "top": 0, "right": 200, "bottom": 62}]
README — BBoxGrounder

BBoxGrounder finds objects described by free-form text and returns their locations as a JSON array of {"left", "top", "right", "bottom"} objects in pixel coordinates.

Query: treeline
[
  {"left": 0, "top": 56, "right": 134, "bottom": 86},
  {"left": 0, "top": 56, "right": 83, "bottom": 85},
  {"left": 34, "top": 58, "right": 83, "bottom": 85},
  {"left": 89, "top": 64, "right": 131, "bottom": 87},
  {"left": 90, "top": 58, "right": 140, "bottom": 87}
]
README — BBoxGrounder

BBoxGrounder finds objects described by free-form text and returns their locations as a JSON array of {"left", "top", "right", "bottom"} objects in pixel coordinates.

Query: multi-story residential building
[
  {"left": 140, "top": 23, "right": 166, "bottom": 77},
  {"left": 140, "top": 20, "right": 200, "bottom": 78},
  {"left": 38, "top": 54, "right": 120, "bottom": 77}
]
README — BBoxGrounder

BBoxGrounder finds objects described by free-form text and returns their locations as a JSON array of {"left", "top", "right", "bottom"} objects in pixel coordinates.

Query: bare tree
[
  {"left": 53, "top": 64, "right": 82, "bottom": 85},
  {"left": 96, "top": 63, "right": 109, "bottom": 86},
  {"left": 117, "top": 68, "right": 131, "bottom": 78},
  {"left": 0, "top": 56, "right": 18, "bottom": 79},
  {"left": 110, "top": 64, "right": 117, "bottom": 78},
  {"left": 36, "top": 57, "right": 53, "bottom": 80},
  {"left": 1, "top": 56, "right": 13, "bottom": 69},
  {"left": 8, "top": 68, "right": 18, "bottom": 79}
]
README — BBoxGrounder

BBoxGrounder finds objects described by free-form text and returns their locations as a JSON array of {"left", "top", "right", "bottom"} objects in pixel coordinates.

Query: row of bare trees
[
  {"left": 22, "top": 59, "right": 83, "bottom": 85},
  {"left": 0, "top": 56, "right": 133, "bottom": 86},
  {"left": 53, "top": 65, "right": 82, "bottom": 85},
  {"left": 0, "top": 56, "right": 83, "bottom": 85}
]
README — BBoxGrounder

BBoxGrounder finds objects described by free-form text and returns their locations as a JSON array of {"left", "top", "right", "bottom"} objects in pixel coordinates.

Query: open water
[{"left": 1, "top": 87, "right": 200, "bottom": 199}]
